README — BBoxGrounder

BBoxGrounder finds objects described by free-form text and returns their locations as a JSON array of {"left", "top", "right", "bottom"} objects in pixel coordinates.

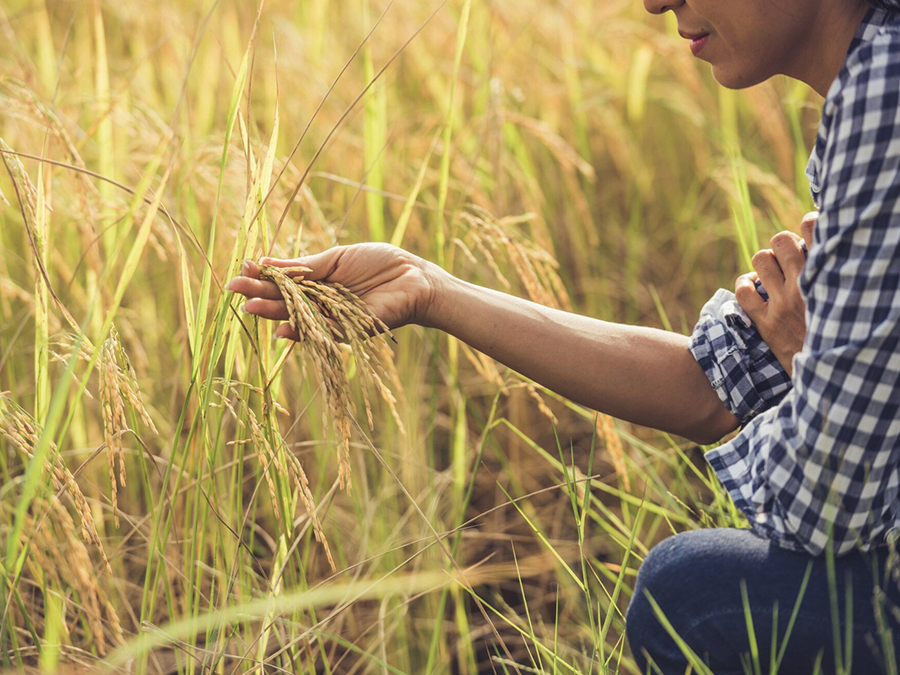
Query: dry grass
[{"left": 0, "top": 0, "right": 819, "bottom": 671}]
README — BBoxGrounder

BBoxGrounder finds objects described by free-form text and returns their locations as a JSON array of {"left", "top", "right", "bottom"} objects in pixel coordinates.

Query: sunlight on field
[{"left": 0, "top": 0, "right": 816, "bottom": 671}]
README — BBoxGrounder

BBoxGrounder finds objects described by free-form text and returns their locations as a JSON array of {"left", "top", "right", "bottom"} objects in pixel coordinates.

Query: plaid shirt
[{"left": 689, "top": 8, "right": 900, "bottom": 556}]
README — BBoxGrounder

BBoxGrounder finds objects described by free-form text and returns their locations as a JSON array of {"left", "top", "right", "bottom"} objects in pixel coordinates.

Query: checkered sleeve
[
  {"left": 690, "top": 288, "right": 792, "bottom": 424},
  {"left": 706, "top": 29, "right": 900, "bottom": 555}
]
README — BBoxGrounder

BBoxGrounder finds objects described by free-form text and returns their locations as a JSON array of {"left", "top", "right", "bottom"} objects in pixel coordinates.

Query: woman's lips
[
  {"left": 690, "top": 34, "right": 709, "bottom": 56},
  {"left": 679, "top": 31, "right": 710, "bottom": 57}
]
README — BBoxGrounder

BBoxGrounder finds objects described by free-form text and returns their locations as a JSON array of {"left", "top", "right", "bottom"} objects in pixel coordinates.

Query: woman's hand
[
  {"left": 225, "top": 243, "right": 444, "bottom": 340},
  {"left": 735, "top": 213, "right": 817, "bottom": 377}
]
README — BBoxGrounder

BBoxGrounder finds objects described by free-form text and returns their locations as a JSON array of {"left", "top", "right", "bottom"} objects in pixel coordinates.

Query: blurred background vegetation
[{"left": 0, "top": 0, "right": 818, "bottom": 672}]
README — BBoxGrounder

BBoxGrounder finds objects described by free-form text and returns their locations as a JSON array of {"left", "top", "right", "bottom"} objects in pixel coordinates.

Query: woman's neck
[{"left": 790, "top": 0, "right": 872, "bottom": 96}]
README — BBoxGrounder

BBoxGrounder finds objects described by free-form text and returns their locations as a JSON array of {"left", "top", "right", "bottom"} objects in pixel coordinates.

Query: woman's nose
[{"left": 643, "top": 0, "right": 683, "bottom": 14}]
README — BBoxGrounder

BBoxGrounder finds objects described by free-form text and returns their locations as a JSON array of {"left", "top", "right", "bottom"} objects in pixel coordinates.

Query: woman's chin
[{"left": 711, "top": 64, "right": 769, "bottom": 91}]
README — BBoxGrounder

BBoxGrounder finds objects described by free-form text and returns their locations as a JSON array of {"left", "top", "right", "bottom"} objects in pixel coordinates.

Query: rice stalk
[
  {"left": 523, "top": 383, "right": 558, "bottom": 426},
  {"left": 0, "top": 136, "right": 82, "bottom": 337},
  {"left": 24, "top": 498, "right": 124, "bottom": 655},
  {"left": 0, "top": 136, "right": 40, "bottom": 225},
  {"left": 99, "top": 325, "right": 157, "bottom": 528},
  {"left": 596, "top": 413, "right": 631, "bottom": 492},
  {"left": 0, "top": 393, "right": 110, "bottom": 573},
  {"left": 460, "top": 342, "right": 507, "bottom": 393},
  {"left": 217, "top": 383, "right": 336, "bottom": 571},
  {"left": 458, "top": 206, "right": 571, "bottom": 311}
]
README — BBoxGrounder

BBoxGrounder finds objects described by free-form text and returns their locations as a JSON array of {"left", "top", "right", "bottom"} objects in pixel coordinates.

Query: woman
[{"left": 227, "top": 0, "right": 900, "bottom": 670}]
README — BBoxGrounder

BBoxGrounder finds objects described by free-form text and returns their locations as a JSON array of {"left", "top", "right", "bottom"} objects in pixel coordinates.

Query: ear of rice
[
  {"left": 0, "top": 393, "right": 111, "bottom": 573},
  {"left": 459, "top": 206, "right": 572, "bottom": 311},
  {"left": 596, "top": 413, "right": 630, "bottom": 491},
  {"left": 26, "top": 497, "right": 124, "bottom": 655},
  {"left": 99, "top": 325, "right": 157, "bottom": 528},
  {"left": 257, "top": 263, "right": 401, "bottom": 492},
  {"left": 218, "top": 383, "right": 336, "bottom": 571}
]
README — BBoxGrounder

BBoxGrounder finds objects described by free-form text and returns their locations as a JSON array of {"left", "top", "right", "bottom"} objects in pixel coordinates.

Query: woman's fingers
[
  {"left": 769, "top": 231, "right": 806, "bottom": 278},
  {"left": 225, "top": 276, "right": 283, "bottom": 300},
  {"left": 241, "top": 297, "right": 291, "bottom": 321},
  {"left": 259, "top": 247, "right": 343, "bottom": 282},
  {"left": 735, "top": 272, "right": 767, "bottom": 318},
  {"left": 800, "top": 211, "right": 817, "bottom": 249}
]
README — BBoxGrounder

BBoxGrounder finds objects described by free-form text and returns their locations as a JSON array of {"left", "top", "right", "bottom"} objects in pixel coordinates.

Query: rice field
[{"left": 0, "top": 0, "right": 817, "bottom": 672}]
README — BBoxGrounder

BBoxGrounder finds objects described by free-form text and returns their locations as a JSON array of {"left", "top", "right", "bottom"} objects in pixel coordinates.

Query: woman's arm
[
  {"left": 429, "top": 272, "right": 738, "bottom": 443},
  {"left": 227, "top": 245, "right": 738, "bottom": 444}
]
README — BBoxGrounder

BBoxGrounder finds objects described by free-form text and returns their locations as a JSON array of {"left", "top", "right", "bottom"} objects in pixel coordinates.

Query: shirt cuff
[{"left": 689, "top": 289, "right": 792, "bottom": 425}]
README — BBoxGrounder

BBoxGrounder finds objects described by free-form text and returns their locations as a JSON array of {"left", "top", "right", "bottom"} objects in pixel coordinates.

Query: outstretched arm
[
  {"left": 227, "top": 245, "right": 738, "bottom": 444},
  {"left": 430, "top": 272, "right": 737, "bottom": 443}
]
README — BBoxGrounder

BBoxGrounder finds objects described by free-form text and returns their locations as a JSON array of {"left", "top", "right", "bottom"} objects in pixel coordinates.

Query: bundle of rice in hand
[{"left": 257, "top": 263, "right": 404, "bottom": 492}]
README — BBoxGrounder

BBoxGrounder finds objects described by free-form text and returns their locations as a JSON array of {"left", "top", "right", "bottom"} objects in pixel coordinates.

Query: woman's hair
[{"left": 870, "top": 0, "right": 900, "bottom": 9}]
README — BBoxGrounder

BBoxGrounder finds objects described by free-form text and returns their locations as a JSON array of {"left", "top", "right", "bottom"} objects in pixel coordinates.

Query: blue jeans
[{"left": 625, "top": 528, "right": 900, "bottom": 674}]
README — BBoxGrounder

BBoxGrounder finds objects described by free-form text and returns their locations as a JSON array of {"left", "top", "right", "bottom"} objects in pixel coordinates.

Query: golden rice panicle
[
  {"left": 216, "top": 389, "right": 283, "bottom": 515},
  {"left": 313, "top": 280, "right": 405, "bottom": 433},
  {"left": 26, "top": 498, "right": 125, "bottom": 655},
  {"left": 283, "top": 445, "right": 336, "bottom": 571},
  {"left": 365, "top": 340, "right": 406, "bottom": 434},
  {"left": 100, "top": 326, "right": 157, "bottom": 528},
  {"left": 596, "top": 413, "right": 630, "bottom": 491},
  {"left": 0, "top": 136, "right": 39, "bottom": 227},
  {"left": 50, "top": 333, "right": 95, "bottom": 365},
  {"left": 100, "top": 334, "right": 125, "bottom": 527},
  {"left": 247, "top": 414, "right": 288, "bottom": 523},
  {"left": 524, "top": 382, "right": 559, "bottom": 426},
  {"left": 460, "top": 342, "right": 508, "bottom": 394},
  {"left": 110, "top": 328, "right": 158, "bottom": 434},
  {"left": 257, "top": 263, "right": 401, "bottom": 493},
  {"left": 0, "top": 393, "right": 111, "bottom": 573},
  {"left": 218, "top": 384, "right": 336, "bottom": 571},
  {"left": 460, "top": 206, "right": 572, "bottom": 311}
]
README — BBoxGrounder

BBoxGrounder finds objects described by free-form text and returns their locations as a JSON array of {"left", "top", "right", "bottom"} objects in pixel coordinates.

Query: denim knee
[
  {"left": 625, "top": 531, "right": 700, "bottom": 672},
  {"left": 624, "top": 527, "right": 900, "bottom": 674}
]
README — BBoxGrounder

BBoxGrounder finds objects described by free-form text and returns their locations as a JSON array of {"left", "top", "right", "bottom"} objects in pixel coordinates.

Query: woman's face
[{"left": 642, "top": 0, "right": 868, "bottom": 93}]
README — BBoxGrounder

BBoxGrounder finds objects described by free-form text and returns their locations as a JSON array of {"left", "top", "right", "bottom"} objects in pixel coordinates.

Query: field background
[{"left": 0, "top": 0, "right": 818, "bottom": 672}]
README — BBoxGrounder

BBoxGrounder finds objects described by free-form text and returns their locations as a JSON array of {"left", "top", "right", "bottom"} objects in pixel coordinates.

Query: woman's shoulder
[
  {"left": 823, "top": 12, "right": 900, "bottom": 117},
  {"left": 840, "top": 12, "right": 900, "bottom": 86},
  {"left": 810, "top": 11, "right": 900, "bottom": 203}
]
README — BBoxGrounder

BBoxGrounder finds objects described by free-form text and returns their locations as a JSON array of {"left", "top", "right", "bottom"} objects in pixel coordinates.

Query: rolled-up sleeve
[
  {"left": 689, "top": 288, "right": 792, "bottom": 424},
  {"left": 704, "top": 28, "right": 900, "bottom": 556}
]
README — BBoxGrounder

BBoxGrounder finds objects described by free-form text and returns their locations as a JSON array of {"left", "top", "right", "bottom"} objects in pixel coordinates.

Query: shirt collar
[
  {"left": 849, "top": 6, "right": 895, "bottom": 55},
  {"left": 806, "top": 6, "right": 898, "bottom": 206}
]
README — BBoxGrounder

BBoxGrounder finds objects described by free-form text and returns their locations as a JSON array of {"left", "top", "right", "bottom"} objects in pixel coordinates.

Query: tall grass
[{"left": 0, "top": 0, "right": 819, "bottom": 672}]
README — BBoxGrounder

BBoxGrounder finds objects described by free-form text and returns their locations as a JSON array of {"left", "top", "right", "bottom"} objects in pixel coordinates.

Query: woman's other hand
[
  {"left": 734, "top": 212, "right": 817, "bottom": 377},
  {"left": 225, "top": 243, "right": 444, "bottom": 341}
]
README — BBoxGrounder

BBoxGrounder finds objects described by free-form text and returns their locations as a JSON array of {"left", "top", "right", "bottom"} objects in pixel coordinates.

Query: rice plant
[{"left": 0, "top": 0, "right": 818, "bottom": 672}]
